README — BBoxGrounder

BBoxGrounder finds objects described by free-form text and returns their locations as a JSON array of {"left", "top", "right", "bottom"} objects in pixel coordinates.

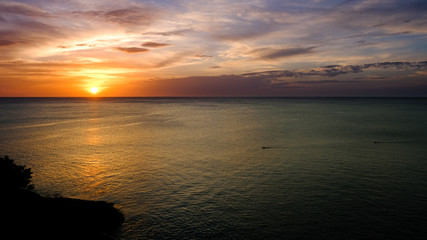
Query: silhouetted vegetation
[
  {"left": 0, "top": 156, "right": 124, "bottom": 240},
  {"left": 0, "top": 155, "right": 34, "bottom": 191}
]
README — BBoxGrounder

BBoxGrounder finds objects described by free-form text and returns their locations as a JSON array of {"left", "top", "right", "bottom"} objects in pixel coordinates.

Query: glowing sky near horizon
[{"left": 1, "top": 0, "right": 427, "bottom": 96}]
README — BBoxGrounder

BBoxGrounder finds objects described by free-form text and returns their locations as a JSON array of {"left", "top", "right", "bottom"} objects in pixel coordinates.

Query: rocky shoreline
[
  {"left": 3, "top": 188, "right": 124, "bottom": 240},
  {"left": 1, "top": 156, "right": 124, "bottom": 240}
]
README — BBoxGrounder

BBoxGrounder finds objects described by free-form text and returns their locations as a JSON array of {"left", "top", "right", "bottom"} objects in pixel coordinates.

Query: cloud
[
  {"left": 362, "top": 61, "right": 427, "bottom": 69},
  {"left": 409, "top": 70, "right": 427, "bottom": 78},
  {"left": 213, "top": 20, "right": 280, "bottom": 41},
  {"left": 142, "top": 28, "right": 193, "bottom": 36},
  {"left": 1, "top": 0, "right": 427, "bottom": 97},
  {"left": 304, "top": 65, "right": 364, "bottom": 77},
  {"left": 0, "top": 39, "right": 16, "bottom": 47},
  {"left": 71, "top": 7, "right": 158, "bottom": 27},
  {"left": 293, "top": 80, "right": 366, "bottom": 85},
  {"left": 267, "top": 79, "right": 368, "bottom": 89},
  {"left": 141, "top": 41, "right": 170, "bottom": 48},
  {"left": 250, "top": 46, "right": 317, "bottom": 60},
  {"left": 115, "top": 47, "right": 149, "bottom": 53},
  {"left": 155, "top": 52, "right": 191, "bottom": 68},
  {"left": 0, "top": 2, "right": 68, "bottom": 55},
  {"left": 0, "top": 1, "right": 49, "bottom": 18},
  {"left": 194, "top": 54, "right": 213, "bottom": 58},
  {"left": 139, "top": 60, "right": 427, "bottom": 96},
  {"left": 329, "top": 0, "right": 427, "bottom": 38},
  {"left": 142, "top": 74, "right": 272, "bottom": 96},
  {"left": 240, "top": 61, "right": 427, "bottom": 79}
]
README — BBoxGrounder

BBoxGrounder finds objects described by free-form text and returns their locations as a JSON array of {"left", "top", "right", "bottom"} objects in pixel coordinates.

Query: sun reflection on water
[
  {"left": 87, "top": 126, "right": 101, "bottom": 146},
  {"left": 77, "top": 103, "right": 110, "bottom": 199},
  {"left": 78, "top": 155, "right": 110, "bottom": 199}
]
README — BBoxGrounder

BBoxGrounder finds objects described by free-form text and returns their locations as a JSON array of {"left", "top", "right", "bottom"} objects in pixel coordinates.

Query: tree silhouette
[
  {"left": 0, "top": 155, "right": 34, "bottom": 191},
  {"left": 1, "top": 155, "right": 124, "bottom": 239}
]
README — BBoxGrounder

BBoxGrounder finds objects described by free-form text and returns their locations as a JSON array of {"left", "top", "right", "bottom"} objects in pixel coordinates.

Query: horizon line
[{"left": 1, "top": 96, "right": 427, "bottom": 99}]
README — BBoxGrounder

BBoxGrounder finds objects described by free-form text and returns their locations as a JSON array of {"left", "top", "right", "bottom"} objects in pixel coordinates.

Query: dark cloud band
[{"left": 115, "top": 47, "right": 149, "bottom": 53}]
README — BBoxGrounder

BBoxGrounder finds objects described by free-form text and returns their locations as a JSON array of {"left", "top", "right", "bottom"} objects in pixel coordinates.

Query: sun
[{"left": 90, "top": 87, "right": 99, "bottom": 94}]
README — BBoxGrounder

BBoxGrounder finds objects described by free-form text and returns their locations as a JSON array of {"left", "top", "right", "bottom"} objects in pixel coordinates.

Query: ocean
[{"left": 1, "top": 98, "right": 427, "bottom": 239}]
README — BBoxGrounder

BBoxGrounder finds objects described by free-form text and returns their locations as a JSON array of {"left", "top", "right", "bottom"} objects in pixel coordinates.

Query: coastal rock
[
  {"left": 1, "top": 156, "right": 124, "bottom": 240},
  {"left": 2, "top": 189, "right": 124, "bottom": 240}
]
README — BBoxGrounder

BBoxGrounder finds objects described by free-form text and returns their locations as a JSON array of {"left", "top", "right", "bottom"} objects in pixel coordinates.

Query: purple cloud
[
  {"left": 115, "top": 47, "right": 149, "bottom": 53},
  {"left": 142, "top": 28, "right": 193, "bottom": 36},
  {"left": 0, "top": 39, "right": 16, "bottom": 47},
  {"left": 141, "top": 41, "right": 171, "bottom": 48},
  {"left": 250, "top": 46, "right": 317, "bottom": 60},
  {"left": 140, "top": 60, "right": 427, "bottom": 96},
  {"left": 72, "top": 7, "right": 157, "bottom": 27}
]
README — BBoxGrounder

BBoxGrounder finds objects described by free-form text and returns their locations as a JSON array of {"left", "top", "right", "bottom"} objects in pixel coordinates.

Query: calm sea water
[{"left": 1, "top": 98, "right": 427, "bottom": 239}]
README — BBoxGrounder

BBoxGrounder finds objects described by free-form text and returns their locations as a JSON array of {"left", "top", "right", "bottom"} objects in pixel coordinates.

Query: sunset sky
[{"left": 1, "top": 0, "right": 427, "bottom": 97}]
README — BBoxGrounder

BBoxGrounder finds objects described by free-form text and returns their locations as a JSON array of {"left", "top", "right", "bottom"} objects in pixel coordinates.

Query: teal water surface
[{"left": 1, "top": 98, "right": 427, "bottom": 239}]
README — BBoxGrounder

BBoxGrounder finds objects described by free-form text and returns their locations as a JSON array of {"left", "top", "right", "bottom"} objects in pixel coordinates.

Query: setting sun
[{"left": 90, "top": 87, "right": 99, "bottom": 94}]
